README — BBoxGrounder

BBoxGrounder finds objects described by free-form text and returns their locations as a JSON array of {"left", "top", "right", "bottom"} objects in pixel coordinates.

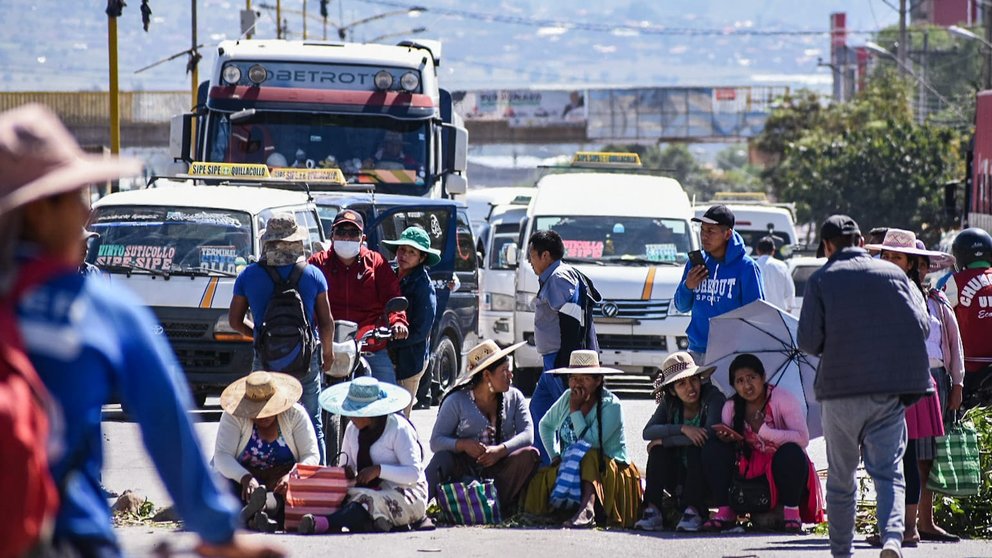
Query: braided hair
[
  {"left": 594, "top": 377, "right": 606, "bottom": 473},
  {"left": 729, "top": 353, "right": 766, "bottom": 458},
  {"left": 439, "top": 355, "right": 508, "bottom": 443}
]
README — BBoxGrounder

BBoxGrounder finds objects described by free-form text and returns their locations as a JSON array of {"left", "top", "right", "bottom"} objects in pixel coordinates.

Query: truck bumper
[
  {"left": 479, "top": 310, "right": 514, "bottom": 346},
  {"left": 151, "top": 306, "right": 255, "bottom": 393}
]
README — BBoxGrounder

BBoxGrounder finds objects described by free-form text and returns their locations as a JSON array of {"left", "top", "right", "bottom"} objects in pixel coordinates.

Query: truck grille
[
  {"left": 598, "top": 299, "right": 671, "bottom": 320},
  {"left": 161, "top": 321, "right": 211, "bottom": 340},
  {"left": 173, "top": 348, "right": 235, "bottom": 370},
  {"left": 598, "top": 334, "right": 667, "bottom": 351}
]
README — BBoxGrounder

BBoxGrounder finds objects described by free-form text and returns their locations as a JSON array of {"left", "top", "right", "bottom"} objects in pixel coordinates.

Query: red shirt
[
  {"left": 944, "top": 267, "right": 992, "bottom": 373},
  {"left": 309, "top": 247, "right": 408, "bottom": 351}
]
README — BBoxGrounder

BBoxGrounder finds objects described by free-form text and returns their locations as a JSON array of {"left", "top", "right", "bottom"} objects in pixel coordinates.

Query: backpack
[
  {"left": 255, "top": 262, "right": 315, "bottom": 378},
  {"left": 0, "top": 261, "right": 62, "bottom": 558},
  {"left": 551, "top": 267, "right": 602, "bottom": 370}
]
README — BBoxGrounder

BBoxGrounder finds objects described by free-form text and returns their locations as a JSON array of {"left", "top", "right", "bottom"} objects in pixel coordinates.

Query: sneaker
[
  {"left": 634, "top": 509, "right": 666, "bottom": 531},
  {"left": 298, "top": 514, "right": 317, "bottom": 535},
  {"left": 676, "top": 509, "right": 703, "bottom": 532}
]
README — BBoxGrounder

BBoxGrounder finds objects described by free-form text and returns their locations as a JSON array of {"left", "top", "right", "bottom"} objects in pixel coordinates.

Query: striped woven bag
[{"left": 437, "top": 479, "right": 502, "bottom": 525}]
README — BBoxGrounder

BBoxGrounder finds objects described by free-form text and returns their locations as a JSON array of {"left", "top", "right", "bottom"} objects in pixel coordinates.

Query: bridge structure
[{"left": 0, "top": 85, "right": 790, "bottom": 149}]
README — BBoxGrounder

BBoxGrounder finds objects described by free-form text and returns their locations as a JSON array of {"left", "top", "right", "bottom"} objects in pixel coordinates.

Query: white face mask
[{"left": 334, "top": 240, "right": 361, "bottom": 259}]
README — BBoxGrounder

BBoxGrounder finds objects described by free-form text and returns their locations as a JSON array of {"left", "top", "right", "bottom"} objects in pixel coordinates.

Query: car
[{"left": 787, "top": 256, "right": 827, "bottom": 317}]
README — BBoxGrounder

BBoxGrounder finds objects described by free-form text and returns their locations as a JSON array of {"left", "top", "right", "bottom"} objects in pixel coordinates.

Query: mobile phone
[
  {"left": 712, "top": 424, "right": 743, "bottom": 440},
  {"left": 688, "top": 250, "right": 706, "bottom": 267}
]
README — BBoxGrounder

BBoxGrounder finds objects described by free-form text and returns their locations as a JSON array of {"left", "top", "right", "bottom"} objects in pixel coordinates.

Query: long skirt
[
  {"left": 916, "top": 366, "right": 952, "bottom": 461},
  {"left": 522, "top": 449, "right": 642, "bottom": 529},
  {"left": 346, "top": 479, "right": 428, "bottom": 528},
  {"left": 426, "top": 447, "right": 541, "bottom": 512},
  {"left": 905, "top": 369, "right": 944, "bottom": 441}
]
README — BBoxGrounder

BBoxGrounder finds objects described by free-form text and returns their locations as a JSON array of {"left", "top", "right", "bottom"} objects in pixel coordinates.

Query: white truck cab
[
  {"left": 87, "top": 181, "right": 325, "bottom": 404},
  {"left": 504, "top": 153, "right": 697, "bottom": 388}
]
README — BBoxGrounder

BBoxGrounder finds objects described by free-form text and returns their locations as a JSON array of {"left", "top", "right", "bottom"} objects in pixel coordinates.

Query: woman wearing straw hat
[
  {"left": 868, "top": 228, "right": 964, "bottom": 545},
  {"left": 427, "top": 340, "right": 540, "bottom": 513},
  {"left": 213, "top": 371, "right": 320, "bottom": 532},
  {"left": 299, "top": 377, "right": 429, "bottom": 534},
  {"left": 382, "top": 226, "right": 440, "bottom": 416},
  {"left": 522, "top": 350, "right": 642, "bottom": 529},
  {"left": 635, "top": 352, "right": 726, "bottom": 532}
]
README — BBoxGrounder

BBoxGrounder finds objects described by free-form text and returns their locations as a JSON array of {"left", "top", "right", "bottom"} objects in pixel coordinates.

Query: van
[
  {"left": 694, "top": 201, "right": 799, "bottom": 259},
  {"left": 87, "top": 182, "right": 326, "bottom": 405},
  {"left": 505, "top": 155, "right": 697, "bottom": 390},
  {"left": 311, "top": 192, "right": 480, "bottom": 405},
  {"left": 478, "top": 203, "right": 528, "bottom": 348}
]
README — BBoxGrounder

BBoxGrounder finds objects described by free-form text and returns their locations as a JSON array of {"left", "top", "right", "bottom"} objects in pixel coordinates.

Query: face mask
[{"left": 334, "top": 240, "right": 361, "bottom": 259}]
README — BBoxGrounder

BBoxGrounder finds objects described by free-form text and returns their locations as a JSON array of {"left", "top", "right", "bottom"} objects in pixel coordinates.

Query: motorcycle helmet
[{"left": 951, "top": 227, "right": 992, "bottom": 270}]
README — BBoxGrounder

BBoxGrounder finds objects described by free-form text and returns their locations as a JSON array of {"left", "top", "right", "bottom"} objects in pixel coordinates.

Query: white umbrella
[{"left": 703, "top": 299, "right": 822, "bottom": 439}]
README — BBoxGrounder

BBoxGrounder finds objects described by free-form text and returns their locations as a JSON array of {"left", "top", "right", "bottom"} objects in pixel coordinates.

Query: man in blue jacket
[{"left": 674, "top": 205, "right": 764, "bottom": 363}]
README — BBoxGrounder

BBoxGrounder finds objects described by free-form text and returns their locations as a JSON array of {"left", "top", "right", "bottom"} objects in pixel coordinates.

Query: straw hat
[
  {"left": 446, "top": 340, "right": 526, "bottom": 393},
  {"left": 865, "top": 228, "right": 955, "bottom": 270},
  {"left": 382, "top": 226, "right": 442, "bottom": 267},
  {"left": 0, "top": 104, "right": 142, "bottom": 216},
  {"left": 219, "top": 371, "right": 303, "bottom": 419},
  {"left": 655, "top": 352, "right": 716, "bottom": 390},
  {"left": 548, "top": 350, "right": 621, "bottom": 375},
  {"left": 318, "top": 376, "right": 411, "bottom": 418}
]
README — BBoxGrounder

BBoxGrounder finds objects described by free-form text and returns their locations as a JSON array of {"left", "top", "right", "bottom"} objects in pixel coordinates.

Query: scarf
[{"left": 356, "top": 416, "right": 387, "bottom": 487}]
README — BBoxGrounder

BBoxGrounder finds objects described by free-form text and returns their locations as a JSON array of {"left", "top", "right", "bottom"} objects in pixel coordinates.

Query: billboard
[{"left": 454, "top": 90, "right": 586, "bottom": 127}]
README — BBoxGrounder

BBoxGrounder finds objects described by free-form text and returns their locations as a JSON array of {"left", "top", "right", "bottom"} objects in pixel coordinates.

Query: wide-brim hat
[
  {"left": 548, "top": 350, "right": 622, "bottom": 375},
  {"left": 0, "top": 104, "right": 143, "bottom": 216},
  {"left": 655, "top": 351, "right": 716, "bottom": 390},
  {"left": 448, "top": 340, "right": 526, "bottom": 392},
  {"left": 220, "top": 371, "right": 303, "bottom": 419},
  {"left": 260, "top": 212, "right": 308, "bottom": 244},
  {"left": 382, "top": 226, "right": 442, "bottom": 267},
  {"left": 865, "top": 228, "right": 954, "bottom": 269},
  {"left": 319, "top": 376, "right": 411, "bottom": 418}
]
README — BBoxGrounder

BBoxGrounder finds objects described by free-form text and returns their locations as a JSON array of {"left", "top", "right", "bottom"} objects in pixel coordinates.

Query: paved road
[{"left": 102, "top": 397, "right": 989, "bottom": 557}]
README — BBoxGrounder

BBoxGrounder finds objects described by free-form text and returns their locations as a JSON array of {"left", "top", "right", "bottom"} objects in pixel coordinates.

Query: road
[{"left": 103, "top": 397, "right": 990, "bottom": 557}]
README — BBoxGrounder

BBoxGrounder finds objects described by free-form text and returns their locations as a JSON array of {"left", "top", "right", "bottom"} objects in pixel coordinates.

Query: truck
[
  {"left": 967, "top": 90, "right": 992, "bottom": 232},
  {"left": 501, "top": 153, "right": 697, "bottom": 392},
  {"left": 169, "top": 39, "right": 468, "bottom": 199}
]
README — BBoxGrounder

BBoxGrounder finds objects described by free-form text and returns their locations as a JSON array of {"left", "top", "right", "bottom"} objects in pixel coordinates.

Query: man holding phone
[{"left": 674, "top": 205, "right": 764, "bottom": 364}]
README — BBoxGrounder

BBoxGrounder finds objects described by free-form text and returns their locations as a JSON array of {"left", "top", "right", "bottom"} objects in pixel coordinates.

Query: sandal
[
  {"left": 701, "top": 518, "right": 736, "bottom": 532},
  {"left": 782, "top": 519, "right": 802, "bottom": 533},
  {"left": 563, "top": 507, "right": 596, "bottom": 529},
  {"left": 866, "top": 534, "right": 918, "bottom": 548}
]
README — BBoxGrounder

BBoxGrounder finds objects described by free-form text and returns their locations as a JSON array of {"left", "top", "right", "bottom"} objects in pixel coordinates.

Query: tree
[{"left": 756, "top": 71, "right": 967, "bottom": 244}]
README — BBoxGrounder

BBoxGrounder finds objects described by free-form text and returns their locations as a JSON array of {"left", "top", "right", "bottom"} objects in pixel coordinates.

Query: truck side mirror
[
  {"left": 502, "top": 243, "right": 519, "bottom": 268},
  {"left": 444, "top": 173, "right": 467, "bottom": 195},
  {"left": 169, "top": 113, "right": 194, "bottom": 163}
]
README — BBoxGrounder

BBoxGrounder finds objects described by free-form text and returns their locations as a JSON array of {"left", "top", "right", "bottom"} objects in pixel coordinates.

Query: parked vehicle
[
  {"left": 787, "top": 256, "right": 827, "bottom": 318},
  {"left": 478, "top": 203, "right": 528, "bottom": 348},
  {"left": 694, "top": 193, "right": 799, "bottom": 259},
  {"left": 465, "top": 186, "right": 534, "bottom": 238}
]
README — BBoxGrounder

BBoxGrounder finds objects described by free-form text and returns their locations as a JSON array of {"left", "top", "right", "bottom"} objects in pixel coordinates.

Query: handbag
[
  {"left": 283, "top": 463, "right": 354, "bottom": 532},
  {"left": 926, "top": 416, "right": 981, "bottom": 498},
  {"left": 437, "top": 479, "right": 502, "bottom": 525},
  {"left": 729, "top": 449, "right": 772, "bottom": 514}
]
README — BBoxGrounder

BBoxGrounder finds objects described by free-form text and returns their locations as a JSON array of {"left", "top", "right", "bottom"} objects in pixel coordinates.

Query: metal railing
[{"left": 0, "top": 91, "right": 189, "bottom": 125}]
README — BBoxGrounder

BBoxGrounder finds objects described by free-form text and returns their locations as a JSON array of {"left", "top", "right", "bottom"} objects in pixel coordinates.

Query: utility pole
[
  {"left": 277, "top": 0, "right": 282, "bottom": 39},
  {"left": 246, "top": 0, "right": 253, "bottom": 39},
  {"left": 107, "top": 13, "right": 120, "bottom": 158},
  {"left": 898, "top": 0, "right": 908, "bottom": 77},
  {"left": 303, "top": 0, "right": 307, "bottom": 39},
  {"left": 190, "top": 0, "right": 198, "bottom": 146}
]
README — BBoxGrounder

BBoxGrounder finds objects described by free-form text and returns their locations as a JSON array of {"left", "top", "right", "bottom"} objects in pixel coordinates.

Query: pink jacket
[
  {"left": 721, "top": 385, "right": 809, "bottom": 452},
  {"left": 929, "top": 289, "right": 965, "bottom": 387}
]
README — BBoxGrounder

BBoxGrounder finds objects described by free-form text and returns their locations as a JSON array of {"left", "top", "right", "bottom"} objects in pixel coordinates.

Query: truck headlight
[
  {"left": 222, "top": 65, "right": 242, "bottom": 85},
  {"left": 374, "top": 70, "right": 394, "bottom": 90},
  {"left": 400, "top": 71, "right": 420, "bottom": 92},
  {"left": 248, "top": 64, "right": 267, "bottom": 84},
  {"left": 515, "top": 292, "right": 536, "bottom": 312},
  {"left": 490, "top": 293, "right": 515, "bottom": 312},
  {"left": 213, "top": 315, "right": 253, "bottom": 342}
]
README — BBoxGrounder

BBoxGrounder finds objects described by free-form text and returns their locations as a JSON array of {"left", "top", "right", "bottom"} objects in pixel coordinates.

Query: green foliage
[
  {"left": 931, "top": 406, "right": 992, "bottom": 539},
  {"left": 756, "top": 72, "right": 967, "bottom": 244}
]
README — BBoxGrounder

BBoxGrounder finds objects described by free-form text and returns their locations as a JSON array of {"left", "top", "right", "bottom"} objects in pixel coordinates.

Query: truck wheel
[
  {"left": 512, "top": 367, "right": 541, "bottom": 397},
  {"left": 430, "top": 336, "right": 459, "bottom": 404}
]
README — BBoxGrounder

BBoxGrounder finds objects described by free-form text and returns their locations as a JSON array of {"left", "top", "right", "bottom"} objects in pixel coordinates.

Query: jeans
[
  {"left": 529, "top": 352, "right": 567, "bottom": 464},
  {"left": 365, "top": 349, "right": 398, "bottom": 385},
  {"left": 821, "top": 395, "right": 907, "bottom": 557},
  {"left": 701, "top": 439, "right": 809, "bottom": 508},
  {"left": 644, "top": 444, "right": 707, "bottom": 513},
  {"left": 254, "top": 351, "right": 325, "bottom": 465}
]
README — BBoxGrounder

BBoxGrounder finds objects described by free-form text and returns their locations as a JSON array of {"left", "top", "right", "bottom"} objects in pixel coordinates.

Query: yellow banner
[
  {"left": 269, "top": 167, "right": 346, "bottom": 184},
  {"left": 571, "top": 151, "right": 642, "bottom": 167},
  {"left": 189, "top": 162, "right": 271, "bottom": 178}
]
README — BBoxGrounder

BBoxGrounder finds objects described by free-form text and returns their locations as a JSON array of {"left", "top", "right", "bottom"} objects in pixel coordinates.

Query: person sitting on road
[
  {"left": 213, "top": 371, "right": 320, "bottom": 533},
  {"left": 299, "top": 377, "right": 429, "bottom": 534},
  {"left": 427, "top": 340, "right": 540, "bottom": 514},
  {"left": 701, "top": 354, "right": 823, "bottom": 533},
  {"left": 522, "top": 350, "right": 642, "bottom": 529},
  {"left": 383, "top": 226, "right": 440, "bottom": 416},
  {"left": 636, "top": 352, "right": 726, "bottom": 532},
  {"left": 229, "top": 213, "right": 335, "bottom": 464}
]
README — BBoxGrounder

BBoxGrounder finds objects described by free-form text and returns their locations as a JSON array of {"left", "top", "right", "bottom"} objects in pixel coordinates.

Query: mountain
[{"left": 1, "top": 1, "right": 897, "bottom": 92}]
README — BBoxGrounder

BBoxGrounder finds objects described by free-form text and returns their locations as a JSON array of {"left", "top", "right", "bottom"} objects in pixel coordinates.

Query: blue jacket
[
  {"left": 389, "top": 264, "right": 436, "bottom": 381},
  {"left": 797, "top": 247, "right": 932, "bottom": 400},
  {"left": 674, "top": 230, "right": 764, "bottom": 353},
  {"left": 16, "top": 265, "right": 237, "bottom": 547}
]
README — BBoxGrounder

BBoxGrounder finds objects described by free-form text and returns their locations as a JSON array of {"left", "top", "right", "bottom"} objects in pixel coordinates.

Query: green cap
[{"left": 382, "top": 226, "right": 442, "bottom": 267}]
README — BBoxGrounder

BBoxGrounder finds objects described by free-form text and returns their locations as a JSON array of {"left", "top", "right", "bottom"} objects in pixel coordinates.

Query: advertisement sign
[{"left": 454, "top": 89, "right": 586, "bottom": 127}]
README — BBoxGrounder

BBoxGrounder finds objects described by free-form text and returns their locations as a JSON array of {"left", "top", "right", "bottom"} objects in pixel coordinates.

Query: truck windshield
[
  {"left": 206, "top": 112, "right": 428, "bottom": 186},
  {"left": 535, "top": 216, "right": 693, "bottom": 265},
  {"left": 87, "top": 206, "right": 254, "bottom": 276}
]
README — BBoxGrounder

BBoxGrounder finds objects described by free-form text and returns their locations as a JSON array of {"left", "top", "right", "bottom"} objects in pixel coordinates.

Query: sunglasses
[{"left": 333, "top": 227, "right": 362, "bottom": 239}]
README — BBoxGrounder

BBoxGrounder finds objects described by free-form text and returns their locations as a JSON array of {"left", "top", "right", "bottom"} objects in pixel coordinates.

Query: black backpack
[{"left": 256, "top": 262, "right": 315, "bottom": 378}]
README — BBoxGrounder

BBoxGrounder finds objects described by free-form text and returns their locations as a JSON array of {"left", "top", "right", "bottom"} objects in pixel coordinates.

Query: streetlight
[
  {"left": 865, "top": 41, "right": 961, "bottom": 120},
  {"left": 370, "top": 27, "right": 427, "bottom": 44},
  {"left": 947, "top": 25, "right": 992, "bottom": 89}
]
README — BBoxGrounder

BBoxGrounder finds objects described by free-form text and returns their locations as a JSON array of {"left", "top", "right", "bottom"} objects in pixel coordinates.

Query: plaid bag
[
  {"left": 284, "top": 464, "right": 354, "bottom": 531},
  {"left": 926, "top": 418, "right": 981, "bottom": 498},
  {"left": 437, "top": 479, "right": 502, "bottom": 525}
]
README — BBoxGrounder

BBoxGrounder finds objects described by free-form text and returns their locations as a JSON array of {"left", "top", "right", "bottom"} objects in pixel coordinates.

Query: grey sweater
[
  {"left": 797, "top": 247, "right": 932, "bottom": 400},
  {"left": 642, "top": 383, "right": 726, "bottom": 446},
  {"left": 430, "top": 387, "right": 534, "bottom": 454}
]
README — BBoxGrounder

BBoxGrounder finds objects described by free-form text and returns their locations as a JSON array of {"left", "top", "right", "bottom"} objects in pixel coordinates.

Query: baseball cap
[
  {"left": 816, "top": 214, "right": 861, "bottom": 258},
  {"left": 332, "top": 209, "right": 364, "bottom": 232},
  {"left": 692, "top": 205, "right": 735, "bottom": 228}
]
